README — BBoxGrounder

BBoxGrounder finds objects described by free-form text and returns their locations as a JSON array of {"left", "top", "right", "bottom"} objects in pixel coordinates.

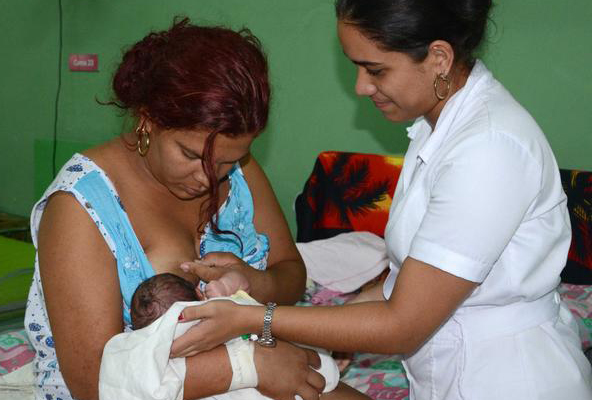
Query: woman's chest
[
  {"left": 116, "top": 183, "right": 230, "bottom": 276},
  {"left": 133, "top": 209, "right": 200, "bottom": 275}
]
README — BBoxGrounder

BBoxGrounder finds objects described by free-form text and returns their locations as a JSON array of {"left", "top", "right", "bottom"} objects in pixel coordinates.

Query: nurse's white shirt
[{"left": 383, "top": 61, "right": 590, "bottom": 400}]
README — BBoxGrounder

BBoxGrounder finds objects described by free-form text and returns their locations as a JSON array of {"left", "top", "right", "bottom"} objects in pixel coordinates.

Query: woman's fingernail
[
  {"left": 178, "top": 313, "right": 185, "bottom": 322},
  {"left": 180, "top": 263, "right": 190, "bottom": 272}
]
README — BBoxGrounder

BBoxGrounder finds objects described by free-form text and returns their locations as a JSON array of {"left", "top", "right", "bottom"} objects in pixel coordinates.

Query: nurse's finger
[{"left": 170, "top": 343, "right": 200, "bottom": 358}]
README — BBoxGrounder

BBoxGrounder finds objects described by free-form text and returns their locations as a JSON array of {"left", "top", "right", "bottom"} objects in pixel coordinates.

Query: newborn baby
[
  {"left": 131, "top": 271, "right": 248, "bottom": 330},
  {"left": 112, "top": 272, "right": 339, "bottom": 400}
]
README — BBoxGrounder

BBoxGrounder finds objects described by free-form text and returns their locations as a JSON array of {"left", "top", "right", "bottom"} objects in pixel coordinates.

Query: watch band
[{"left": 256, "top": 302, "right": 277, "bottom": 347}]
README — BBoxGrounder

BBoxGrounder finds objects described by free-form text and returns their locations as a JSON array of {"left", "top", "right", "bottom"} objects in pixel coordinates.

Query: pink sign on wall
[{"left": 68, "top": 54, "right": 98, "bottom": 71}]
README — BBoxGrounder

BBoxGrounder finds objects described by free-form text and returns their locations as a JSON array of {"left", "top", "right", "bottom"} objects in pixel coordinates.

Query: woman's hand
[
  {"left": 254, "top": 341, "right": 325, "bottom": 400},
  {"left": 170, "top": 300, "right": 253, "bottom": 358},
  {"left": 181, "top": 252, "right": 254, "bottom": 291}
]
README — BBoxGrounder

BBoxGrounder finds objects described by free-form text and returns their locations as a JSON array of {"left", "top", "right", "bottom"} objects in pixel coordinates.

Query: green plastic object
[{"left": 0, "top": 236, "right": 35, "bottom": 323}]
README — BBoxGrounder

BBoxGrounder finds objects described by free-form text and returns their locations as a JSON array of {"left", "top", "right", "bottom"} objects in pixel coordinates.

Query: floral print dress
[{"left": 24, "top": 153, "right": 269, "bottom": 400}]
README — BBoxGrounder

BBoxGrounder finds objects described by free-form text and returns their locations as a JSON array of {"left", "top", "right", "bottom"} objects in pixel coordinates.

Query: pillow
[{"left": 296, "top": 151, "right": 403, "bottom": 242}]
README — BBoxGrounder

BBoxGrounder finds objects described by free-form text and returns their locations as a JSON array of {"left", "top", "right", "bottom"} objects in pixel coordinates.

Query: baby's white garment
[
  {"left": 99, "top": 291, "right": 339, "bottom": 400},
  {"left": 297, "top": 231, "right": 389, "bottom": 292}
]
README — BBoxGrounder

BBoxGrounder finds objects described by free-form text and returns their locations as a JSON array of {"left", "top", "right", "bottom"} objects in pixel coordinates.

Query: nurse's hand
[{"left": 170, "top": 300, "right": 252, "bottom": 357}]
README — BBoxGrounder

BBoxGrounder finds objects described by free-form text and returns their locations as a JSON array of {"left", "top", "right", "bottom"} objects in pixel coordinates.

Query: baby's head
[{"left": 131, "top": 273, "right": 199, "bottom": 330}]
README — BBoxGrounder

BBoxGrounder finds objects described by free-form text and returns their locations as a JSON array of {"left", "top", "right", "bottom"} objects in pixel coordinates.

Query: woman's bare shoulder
[{"left": 81, "top": 138, "right": 131, "bottom": 176}]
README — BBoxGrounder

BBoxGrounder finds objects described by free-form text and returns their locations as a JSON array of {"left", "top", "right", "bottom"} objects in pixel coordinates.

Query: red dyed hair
[{"left": 110, "top": 17, "right": 270, "bottom": 234}]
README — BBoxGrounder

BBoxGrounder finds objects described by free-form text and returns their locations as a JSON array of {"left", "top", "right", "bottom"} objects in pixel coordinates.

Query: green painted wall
[{"left": 0, "top": 0, "right": 591, "bottom": 236}]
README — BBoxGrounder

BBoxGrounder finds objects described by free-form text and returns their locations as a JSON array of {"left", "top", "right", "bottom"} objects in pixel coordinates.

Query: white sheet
[
  {"left": 297, "top": 231, "right": 389, "bottom": 292},
  {"left": 0, "top": 362, "right": 34, "bottom": 400}
]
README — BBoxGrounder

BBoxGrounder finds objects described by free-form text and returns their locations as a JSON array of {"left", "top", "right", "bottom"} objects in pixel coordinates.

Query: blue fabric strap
[{"left": 73, "top": 171, "right": 155, "bottom": 325}]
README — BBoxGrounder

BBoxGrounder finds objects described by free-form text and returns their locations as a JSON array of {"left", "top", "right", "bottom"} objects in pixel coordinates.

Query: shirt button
[{"left": 239, "top": 223, "right": 244, "bottom": 230}]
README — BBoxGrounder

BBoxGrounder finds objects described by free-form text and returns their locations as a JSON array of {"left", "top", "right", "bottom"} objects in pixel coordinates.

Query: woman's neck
[
  {"left": 115, "top": 135, "right": 180, "bottom": 200},
  {"left": 424, "top": 63, "right": 472, "bottom": 129}
]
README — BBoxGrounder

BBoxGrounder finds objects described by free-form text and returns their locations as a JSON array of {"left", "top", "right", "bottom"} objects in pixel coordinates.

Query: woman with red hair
[{"left": 25, "top": 18, "right": 366, "bottom": 400}]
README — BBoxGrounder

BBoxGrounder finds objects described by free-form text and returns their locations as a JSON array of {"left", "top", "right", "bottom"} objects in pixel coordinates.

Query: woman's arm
[
  {"left": 38, "top": 192, "right": 123, "bottom": 400},
  {"left": 241, "top": 154, "right": 307, "bottom": 305},
  {"left": 176, "top": 257, "right": 477, "bottom": 356}
]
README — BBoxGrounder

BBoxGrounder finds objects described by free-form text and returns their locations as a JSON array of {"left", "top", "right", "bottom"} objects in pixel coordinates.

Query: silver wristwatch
[{"left": 250, "top": 302, "right": 277, "bottom": 347}]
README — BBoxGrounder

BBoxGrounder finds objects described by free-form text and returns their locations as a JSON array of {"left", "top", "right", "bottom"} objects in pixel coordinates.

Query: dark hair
[
  {"left": 130, "top": 273, "right": 198, "bottom": 330},
  {"left": 109, "top": 17, "right": 270, "bottom": 234},
  {"left": 335, "top": 0, "right": 492, "bottom": 66}
]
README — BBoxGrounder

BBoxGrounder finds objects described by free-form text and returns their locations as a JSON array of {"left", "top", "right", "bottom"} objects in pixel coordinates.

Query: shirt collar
[
  {"left": 406, "top": 117, "right": 425, "bottom": 140},
  {"left": 414, "top": 60, "right": 492, "bottom": 165}
]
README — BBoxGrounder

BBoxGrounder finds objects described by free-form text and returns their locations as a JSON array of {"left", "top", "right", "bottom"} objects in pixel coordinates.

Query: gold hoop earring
[
  {"left": 434, "top": 73, "right": 450, "bottom": 101},
  {"left": 136, "top": 124, "right": 150, "bottom": 156}
]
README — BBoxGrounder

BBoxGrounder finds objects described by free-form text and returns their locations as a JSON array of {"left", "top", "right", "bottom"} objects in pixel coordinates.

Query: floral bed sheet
[{"left": 0, "top": 282, "right": 591, "bottom": 400}]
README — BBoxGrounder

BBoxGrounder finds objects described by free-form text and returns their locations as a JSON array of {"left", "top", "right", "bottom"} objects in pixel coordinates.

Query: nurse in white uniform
[{"left": 172, "top": 1, "right": 592, "bottom": 399}]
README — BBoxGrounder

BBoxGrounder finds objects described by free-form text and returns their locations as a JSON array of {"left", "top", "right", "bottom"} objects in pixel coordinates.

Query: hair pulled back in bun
[{"left": 335, "top": 0, "right": 493, "bottom": 66}]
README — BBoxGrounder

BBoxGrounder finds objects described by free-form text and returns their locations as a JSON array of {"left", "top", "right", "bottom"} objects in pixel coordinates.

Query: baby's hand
[{"left": 204, "top": 270, "right": 250, "bottom": 298}]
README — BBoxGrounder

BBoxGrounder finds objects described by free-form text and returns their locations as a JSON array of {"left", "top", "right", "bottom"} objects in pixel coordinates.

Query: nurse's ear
[{"left": 425, "top": 40, "right": 455, "bottom": 77}]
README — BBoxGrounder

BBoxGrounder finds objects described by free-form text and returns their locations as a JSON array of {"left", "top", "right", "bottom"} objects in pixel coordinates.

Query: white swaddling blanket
[
  {"left": 99, "top": 291, "right": 339, "bottom": 400},
  {"left": 297, "top": 231, "right": 389, "bottom": 292}
]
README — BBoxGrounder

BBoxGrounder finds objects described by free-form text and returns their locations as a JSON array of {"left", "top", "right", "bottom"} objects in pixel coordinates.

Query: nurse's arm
[
  {"left": 269, "top": 256, "right": 476, "bottom": 354},
  {"left": 182, "top": 256, "right": 478, "bottom": 355}
]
